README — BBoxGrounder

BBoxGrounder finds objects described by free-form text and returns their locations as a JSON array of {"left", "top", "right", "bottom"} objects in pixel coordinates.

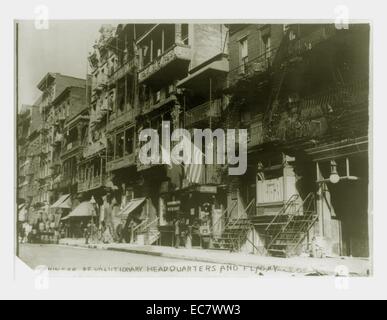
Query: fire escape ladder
[
  {"left": 212, "top": 199, "right": 255, "bottom": 252},
  {"left": 133, "top": 217, "right": 160, "bottom": 245},
  {"left": 266, "top": 192, "right": 317, "bottom": 257},
  {"left": 264, "top": 28, "right": 292, "bottom": 124}
]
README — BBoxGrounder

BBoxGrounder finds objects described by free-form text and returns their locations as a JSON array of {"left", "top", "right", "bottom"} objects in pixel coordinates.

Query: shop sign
[
  {"left": 167, "top": 201, "right": 181, "bottom": 213},
  {"left": 196, "top": 186, "right": 217, "bottom": 194}
]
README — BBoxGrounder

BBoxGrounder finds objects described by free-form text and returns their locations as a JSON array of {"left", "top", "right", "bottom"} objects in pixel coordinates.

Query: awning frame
[
  {"left": 118, "top": 197, "right": 147, "bottom": 219},
  {"left": 51, "top": 194, "right": 71, "bottom": 209}
]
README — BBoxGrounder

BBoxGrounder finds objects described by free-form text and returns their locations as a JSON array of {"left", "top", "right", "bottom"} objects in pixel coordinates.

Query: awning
[
  {"left": 18, "top": 206, "right": 27, "bottom": 222},
  {"left": 118, "top": 198, "right": 146, "bottom": 219},
  {"left": 61, "top": 202, "right": 96, "bottom": 220},
  {"left": 51, "top": 194, "right": 72, "bottom": 209}
]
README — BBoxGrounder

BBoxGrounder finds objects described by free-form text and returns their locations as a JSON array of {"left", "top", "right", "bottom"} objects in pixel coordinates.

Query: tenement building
[
  {"left": 220, "top": 24, "right": 370, "bottom": 257},
  {"left": 17, "top": 23, "right": 370, "bottom": 258},
  {"left": 18, "top": 73, "right": 88, "bottom": 229}
]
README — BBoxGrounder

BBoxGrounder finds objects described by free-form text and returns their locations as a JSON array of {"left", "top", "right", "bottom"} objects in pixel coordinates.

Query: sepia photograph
[{"left": 14, "top": 19, "right": 372, "bottom": 280}]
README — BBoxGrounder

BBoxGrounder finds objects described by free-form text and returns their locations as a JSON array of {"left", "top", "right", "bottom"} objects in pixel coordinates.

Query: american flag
[
  {"left": 161, "top": 137, "right": 204, "bottom": 185},
  {"left": 185, "top": 141, "right": 204, "bottom": 184}
]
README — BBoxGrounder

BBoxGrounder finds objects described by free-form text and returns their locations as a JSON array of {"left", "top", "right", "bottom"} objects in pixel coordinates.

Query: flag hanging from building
[
  {"left": 160, "top": 135, "right": 204, "bottom": 185},
  {"left": 185, "top": 141, "right": 204, "bottom": 184}
]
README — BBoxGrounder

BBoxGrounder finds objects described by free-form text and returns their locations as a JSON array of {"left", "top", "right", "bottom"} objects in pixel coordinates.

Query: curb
[
  {"left": 59, "top": 242, "right": 369, "bottom": 276},
  {"left": 106, "top": 246, "right": 330, "bottom": 275}
]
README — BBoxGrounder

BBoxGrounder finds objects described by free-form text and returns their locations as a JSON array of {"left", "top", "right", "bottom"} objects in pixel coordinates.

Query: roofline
[
  {"left": 52, "top": 85, "right": 86, "bottom": 106},
  {"left": 37, "top": 72, "right": 57, "bottom": 91}
]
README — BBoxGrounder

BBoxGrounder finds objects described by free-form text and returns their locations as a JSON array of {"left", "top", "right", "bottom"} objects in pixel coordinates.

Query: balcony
[
  {"left": 39, "top": 145, "right": 50, "bottom": 156},
  {"left": 108, "top": 59, "right": 136, "bottom": 85},
  {"left": 49, "top": 158, "right": 61, "bottom": 169},
  {"left": 61, "top": 141, "right": 82, "bottom": 158},
  {"left": 228, "top": 49, "right": 276, "bottom": 88},
  {"left": 107, "top": 153, "right": 136, "bottom": 172},
  {"left": 182, "top": 164, "right": 222, "bottom": 187},
  {"left": 93, "top": 75, "right": 109, "bottom": 93},
  {"left": 267, "top": 79, "right": 369, "bottom": 143},
  {"left": 141, "top": 95, "right": 177, "bottom": 116},
  {"left": 136, "top": 148, "right": 166, "bottom": 172},
  {"left": 52, "top": 133, "right": 64, "bottom": 146},
  {"left": 57, "top": 176, "right": 77, "bottom": 190},
  {"left": 78, "top": 175, "right": 106, "bottom": 193},
  {"left": 287, "top": 24, "right": 338, "bottom": 58},
  {"left": 106, "top": 109, "right": 135, "bottom": 132},
  {"left": 83, "top": 138, "right": 106, "bottom": 159},
  {"left": 90, "top": 108, "right": 109, "bottom": 126},
  {"left": 138, "top": 44, "right": 191, "bottom": 84},
  {"left": 137, "top": 162, "right": 166, "bottom": 172},
  {"left": 39, "top": 124, "right": 50, "bottom": 133},
  {"left": 177, "top": 54, "right": 229, "bottom": 95},
  {"left": 247, "top": 118, "right": 264, "bottom": 149},
  {"left": 185, "top": 99, "right": 222, "bottom": 128},
  {"left": 36, "top": 173, "right": 51, "bottom": 184}
]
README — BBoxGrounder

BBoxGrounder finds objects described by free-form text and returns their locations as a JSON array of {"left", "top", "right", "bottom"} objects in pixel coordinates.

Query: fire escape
[{"left": 213, "top": 25, "right": 331, "bottom": 257}]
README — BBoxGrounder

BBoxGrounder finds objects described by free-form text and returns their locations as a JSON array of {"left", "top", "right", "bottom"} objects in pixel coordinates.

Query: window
[
  {"left": 239, "top": 37, "right": 248, "bottom": 73},
  {"left": 125, "top": 127, "right": 135, "bottom": 156},
  {"left": 142, "top": 43, "right": 151, "bottom": 66},
  {"left": 152, "top": 27, "right": 163, "bottom": 60},
  {"left": 126, "top": 76, "right": 133, "bottom": 109},
  {"left": 107, "top": 135, "right": 114, "bottom": 158},
  {"left": 181, "top": 24, "right": 189, "bottom": 45},
  {"left": 164, "top": 24, "right": 176, "bottom": 50},
  {"left": 110, "top": 57, "right": 115, "bottom": 75},
  {"left": 108, "top": 90, "right": 115, "bottom": 111},
  {"left": 94, "top": 159, "right": 100, "bottom": 177},
  {"left": 115, "top": 131, "right": 124, "bottom": 159},
  {"left": 241, "top": 110, "right": 251, "bottom": 124},
  {"left": 155, "top": 90, "right": 161, "bottom": 103},
  {"left": 117, "top": 80, "right": 125, "bottom": 114},
  {"left": 167, "top": 83, "right": 175, "bottom": 97},
  {"left": 262, "top": 34, "right": 271, "bottom": 59}
]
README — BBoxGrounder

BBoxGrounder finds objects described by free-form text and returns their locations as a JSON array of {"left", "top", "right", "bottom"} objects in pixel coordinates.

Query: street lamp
[{"left": 329, "top": 160, "right": 340, "bottom": 184}]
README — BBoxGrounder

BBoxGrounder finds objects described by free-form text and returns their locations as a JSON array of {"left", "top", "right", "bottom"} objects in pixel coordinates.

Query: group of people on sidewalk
[
  {"left": 173, "top": 213, "right": 212, "bottom": 249},
  {"left": 19, "top": 212, "right": 60, "bottom": 244}
]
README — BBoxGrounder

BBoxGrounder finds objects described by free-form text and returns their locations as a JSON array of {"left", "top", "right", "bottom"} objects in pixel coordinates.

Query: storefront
[
  {"left": 61, "top": 201, "right": 97, "bottom": 238},
  {"left": 50, "top": 193, "right": 72, "bottom": 229},
  {"left": 306, "top": 137, "right": 370, "bottom": 257},
  {"left": 159, "top": 184, "right": 226, "bottom": 248}
]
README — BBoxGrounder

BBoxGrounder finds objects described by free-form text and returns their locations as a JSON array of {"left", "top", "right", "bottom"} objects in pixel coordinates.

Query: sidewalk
[{"left": 58, "top": 238, "right": 371, "bottom": 276}]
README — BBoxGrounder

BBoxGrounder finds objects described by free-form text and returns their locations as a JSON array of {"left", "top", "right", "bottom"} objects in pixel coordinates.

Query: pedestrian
[
  {"left": 129, "top": 219, "right": 138, "bottom": 244},
  {"left": 79, "top": 221, "right": 84, "bottom": 239},
  {"left": 85, "top": 221, "right": 92, "bottom": 245}
]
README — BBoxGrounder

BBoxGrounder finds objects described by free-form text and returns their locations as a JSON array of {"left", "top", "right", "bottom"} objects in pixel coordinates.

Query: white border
[{"left": 1, "top": 0, "right": 386, "bottom": 300}]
